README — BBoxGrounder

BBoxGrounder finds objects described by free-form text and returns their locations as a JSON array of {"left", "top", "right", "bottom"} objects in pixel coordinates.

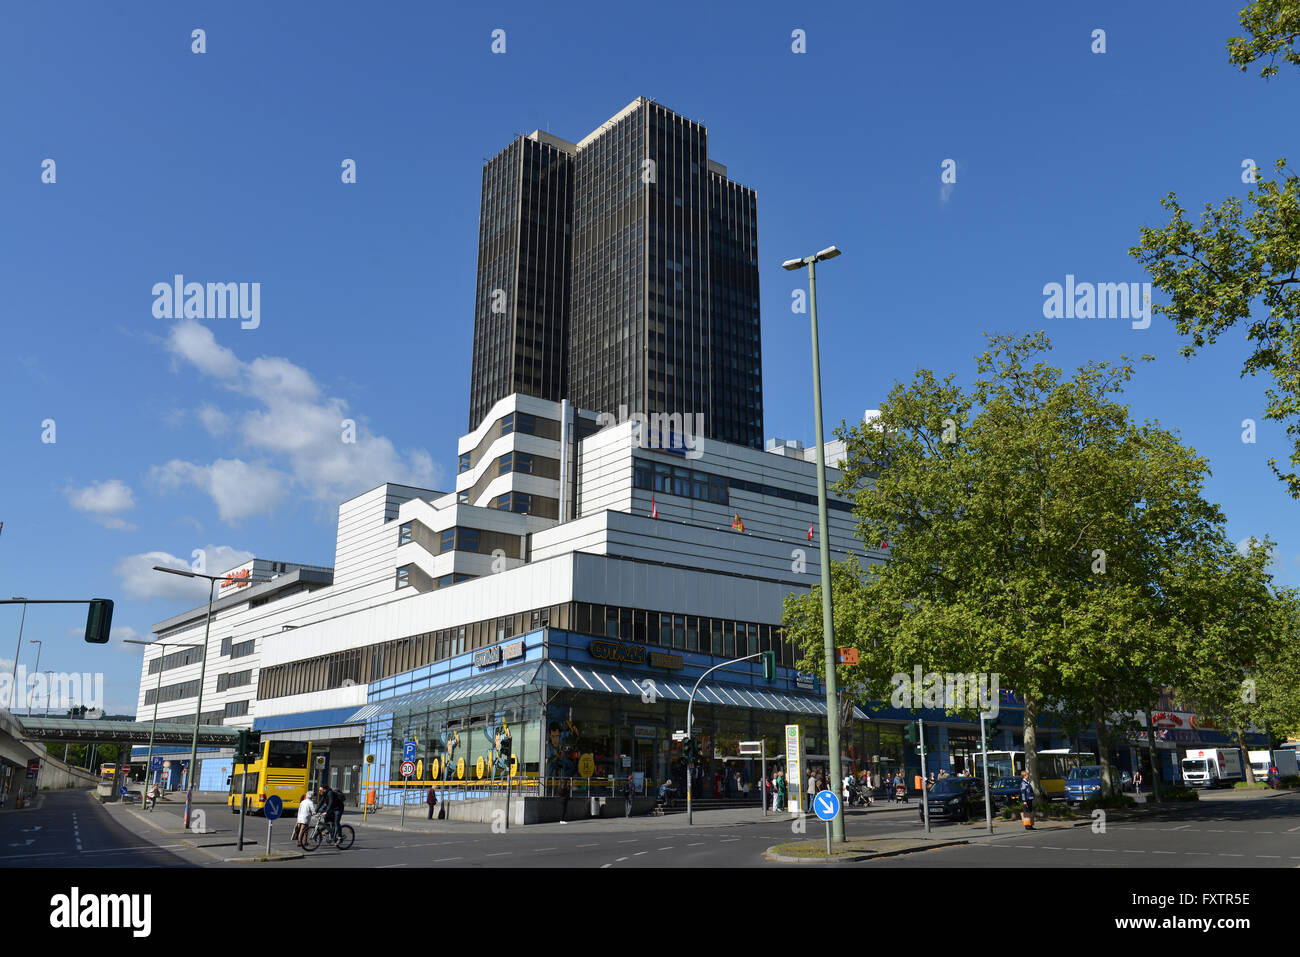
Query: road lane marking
[
  {"left": 1152, "top": 851, "right": 1175, "bottom": 855},
  {"left": 659, "top": 846, "right": 673, "bottom": 851},
  {"left": 618, "top": 839, "right": 637, "bottom": 843},
  {"left": 577, "top": 843, "right": 599, "bottom": 847},
  {"left": 486, "top": 852, "right": 512, "bottom": 857},
  {"left": 379, "top": 863, "right": 408, "bottom": 868},
  {"left": 534, "top": 847, "right": 557, "bottom": 851},
  {"left": 433, "top": 856, "right": 462, "bottom": 862},
  {"left": 600, "top": 863, "right": 613, "bottom": 868},
  {"left": 634, "top": 851, "right": 647, "bottom": 856},
  {"left": 1257, "top": 855, "right": 1281, "bottom": 858},
  {"left": 721, "top": 838, "right": 739, "bottom": 842},
  {"left": 1217, "top": 853, "right": 1244, "bottom": 857},
  {"left": 1122, "top": 850, "right": 1145, "bottom": 853},
  {"left": 616, "top": 856, "right": 628, "bottom": 861}
]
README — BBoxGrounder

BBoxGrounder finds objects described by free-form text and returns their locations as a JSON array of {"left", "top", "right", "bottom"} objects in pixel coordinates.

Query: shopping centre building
[{"left": 132, "top": 98, "right": 1264, "bottom": 803}]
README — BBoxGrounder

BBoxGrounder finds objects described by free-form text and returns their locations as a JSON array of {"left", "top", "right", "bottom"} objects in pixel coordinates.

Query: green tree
[
  {"left": 1131, "top": 0, "right": 1300, "bottom": 497},
  {"left": 785, "top": 333, "right": 1251, "bottom": 800}
]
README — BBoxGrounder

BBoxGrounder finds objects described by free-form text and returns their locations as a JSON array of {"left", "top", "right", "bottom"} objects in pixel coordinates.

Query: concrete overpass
[{"left": 1, "top": 709, "right": 236, "bottom": 804}]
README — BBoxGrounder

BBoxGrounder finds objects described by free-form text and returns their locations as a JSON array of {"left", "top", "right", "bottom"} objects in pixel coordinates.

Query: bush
[
  {"left": 1233, "top": 780, "right": 1268, "bottom": 789},
  {"left": 1152, "top": 785, "right": 1199, "bottom": 802},
  {"left": 1276, "top": 775, "right": 1300, "bottom": 790},
  {"left": 1081, "top": 793, "right": 1135, "bottom": 809}
]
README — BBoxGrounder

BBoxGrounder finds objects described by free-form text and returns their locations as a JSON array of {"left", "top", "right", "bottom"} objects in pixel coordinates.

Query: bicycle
[{"left": 301, "top": 812, "right": 354, "bottom": 851}]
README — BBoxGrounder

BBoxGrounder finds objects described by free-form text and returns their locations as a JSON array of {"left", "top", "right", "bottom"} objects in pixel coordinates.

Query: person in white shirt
[{"left": 295, "top": 792, "right": 315, "bottom": 847}]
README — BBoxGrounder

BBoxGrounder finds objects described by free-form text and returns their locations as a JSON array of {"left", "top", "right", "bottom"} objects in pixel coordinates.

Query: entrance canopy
[
  {"left": 346, "top": 662, "right": 543, "bottom": 722},
  {"left": 540, "top": 661, "right": 873, "bottom": 719}
]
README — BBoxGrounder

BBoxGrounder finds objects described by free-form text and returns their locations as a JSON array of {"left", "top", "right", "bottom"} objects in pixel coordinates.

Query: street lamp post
[
  {"left": 43, "top": 671, "right": 53, "bottom": 717},
  {"left": 9, "top": 597, "right": 27, "bottom": 710},
  {"left": 150, "top": 565, "right": 272, "bottom": 828},
  {"left": 783, "top": 245, "right": 844, "bottom": 843},
  {"left": 123, "top": 638, "right": 205, "bottom": 789},
  {"left": 27, "top": 639, "right": 42, "bottom": 715}
]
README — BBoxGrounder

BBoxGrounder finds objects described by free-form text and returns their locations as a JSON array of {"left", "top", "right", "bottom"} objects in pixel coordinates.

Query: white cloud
[
  {"left": 159, "top": 321, "right": 440, "bottom": 522},
  {"left": 66, "top": 479, "right": 137, "bottom": 530},
  {"left": 151, "top": 458, "right": 289, "bottom": 523},
  {"left": 197, "top": 404, "right": 231, "bottom": 435},
  {"left": 116, "top": 545, "right": 255, "bottom": 602}
]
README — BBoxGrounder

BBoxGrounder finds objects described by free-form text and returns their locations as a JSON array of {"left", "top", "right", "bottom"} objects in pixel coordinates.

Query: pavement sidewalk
[{"left": 117, "top": 795, "right": 304, "bottom": 862}]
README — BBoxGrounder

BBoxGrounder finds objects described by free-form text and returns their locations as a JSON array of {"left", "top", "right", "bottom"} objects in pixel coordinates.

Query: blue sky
[{"left": 1, "top": 1, "right": 1296, "bottom": 713}]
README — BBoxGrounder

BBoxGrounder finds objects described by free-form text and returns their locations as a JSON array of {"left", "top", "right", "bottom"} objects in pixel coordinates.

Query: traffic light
[
  {"left": 986, "top": 717, "right": 1001, "bottom": 740},
  {"left": 85, "top": 599, "right": 113, "bottom": 643},
  {"left": 684, "top": 737, "right": 701, "bottom": 765},
  {"left": 902, "top": 723, "right": 917, "bottom": 746},
  {"left": 499, "top": 732, "right": 512, "bottom": 761},
  {"left": 761, "top": 650, "right": 776, "bottom": 681},
  {"left": 245, "top": 731, "right": 261, "bottom": 762}
]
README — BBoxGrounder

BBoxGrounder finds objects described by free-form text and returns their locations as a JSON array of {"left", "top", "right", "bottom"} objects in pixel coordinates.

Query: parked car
[
  {"left": 1066, "top": 764, "right": 1128, "bottom": 806},
  {"left": 985, "top": 776, "right": 1021, "bottom": 809},
  {"left": 920, "top": 777, "right": 986, "bottom": 823}
]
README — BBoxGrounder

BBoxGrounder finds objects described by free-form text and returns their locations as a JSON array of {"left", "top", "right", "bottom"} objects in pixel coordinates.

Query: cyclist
[{"left": 317, "top": 784, "right": 344, "bottom": 842}]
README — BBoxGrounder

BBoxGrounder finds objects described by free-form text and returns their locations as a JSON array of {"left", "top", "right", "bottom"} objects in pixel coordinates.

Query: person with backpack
[
  {"left": 317, "top": 783, "right": 344, "bottom": 842},
  {"left": 425, "top": 783, "right": 438, "bottom": 820}
]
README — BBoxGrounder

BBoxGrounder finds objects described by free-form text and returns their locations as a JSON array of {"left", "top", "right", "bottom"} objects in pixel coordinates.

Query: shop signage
[
  {"left": 784, "top": 725, "right": 806, "bottom": 813},
  {"left": 587, "top": 638, "right": 684, "bottom": 670},
  {"left": 795, "top": 672, "right": 817, "bottom": 691},
  {"left": 474, "top": 646, "right": 501, "bottom": 668},
  {"left": 502, "top": 640, "right": 524, "bottom": 661},
  {"left": 835, "top": 648, "right": 859, "bottom": 665},
  {"left": 221, "top": 568, "right": 252, "bottom": 590},
  {"left": 633, "top": 725, "right": 657, "bottom": 739}
]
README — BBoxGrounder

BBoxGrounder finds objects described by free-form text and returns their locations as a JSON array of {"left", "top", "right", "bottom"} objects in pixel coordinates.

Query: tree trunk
[
  {"left": 1145, "top": 704, "right": 1163, "bottom": 802},
  {"left": 1236, "top": 727, "right": 1255, "bottom": 784},
  {"left": 1095, "top": 704, "right": 1115, "bottom": 797},
  {"left": 1023, "top": 695, "right": 1043, "bottom": 800}
]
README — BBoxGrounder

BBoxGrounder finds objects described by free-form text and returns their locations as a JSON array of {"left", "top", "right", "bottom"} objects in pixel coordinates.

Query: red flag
[
  {"left": 650, "top": 494, "right": 658, "bottom": 519},
  {"left": 807, "top": 521, "right": 814, "bottom": 542},
  {"left": 732, "top": 513, "right": 745, "bottom": 533}
]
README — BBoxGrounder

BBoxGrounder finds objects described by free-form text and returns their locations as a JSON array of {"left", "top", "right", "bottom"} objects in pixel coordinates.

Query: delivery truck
[
  {"left": 1180, "top": 748, "right": 1244, "bottom": 788},
  {"left": 1248, "top": 748, "right": 1298, "bottom": 783}
]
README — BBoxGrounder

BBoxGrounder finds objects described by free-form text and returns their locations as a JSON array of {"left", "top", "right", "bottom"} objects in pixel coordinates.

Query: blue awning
[
  {"left": 539, "top": 661, "right": 871, "bottom": 718},
  {"left": 346, "top": 662, "right": 542, "bottom": 722}
]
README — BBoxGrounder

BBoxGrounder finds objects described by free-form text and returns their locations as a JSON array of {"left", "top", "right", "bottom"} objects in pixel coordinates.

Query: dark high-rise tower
[
  {"left": 468, "top": 98, "right": 762, "bottom": 447},
  {"left": 468, "top": 132, "right": 574, "bottom": 431}
]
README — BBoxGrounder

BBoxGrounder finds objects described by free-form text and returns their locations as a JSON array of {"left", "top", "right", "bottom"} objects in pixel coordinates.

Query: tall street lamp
[
  {"left": 123, "top": 637, "right": 205, "bottom": 789},
  {"left": 27, "top": 639, "right": 42, "bottom": 715},
  {"left": 9, "top": 597, "right": 27, "bottom": 709},
  {"left": 783, "top": 244, "right": 845, "bottom": 844},
  {"left": 151, "top": 565, "right": 272, "bottom": 828},
  {"left": 43, "top": 671, "right": 53, "bottom": 718}
]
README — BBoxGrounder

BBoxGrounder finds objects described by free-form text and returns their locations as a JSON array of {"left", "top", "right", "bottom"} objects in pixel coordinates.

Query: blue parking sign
[
  {"left": 814, "top": 790, "right": 840, "bottom": 821},
  {"left": 403, "top": 741, "right": 417, "bottom": 762}
]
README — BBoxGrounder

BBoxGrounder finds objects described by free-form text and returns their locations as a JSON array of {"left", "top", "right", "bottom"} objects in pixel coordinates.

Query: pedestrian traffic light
[
  {"left": 761, "top": 650, "right": 775, "bottom": 681},
  {"left": 85, "top": 599, "right": 113, "bottom": 643}
]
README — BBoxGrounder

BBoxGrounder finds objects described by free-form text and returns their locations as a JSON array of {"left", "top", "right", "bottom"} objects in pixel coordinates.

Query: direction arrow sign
[
  {"left": 813, "top": 789, "right": 841, "bottom": 822},
  {"left": 400, "top": 760, "right": 415, "bottom": 778},
  {"left": 119, "top": 786, "right": 128, "bottom": 796},
  {"left": 264, "top": 795, "right": 283, "bottom": 821}
]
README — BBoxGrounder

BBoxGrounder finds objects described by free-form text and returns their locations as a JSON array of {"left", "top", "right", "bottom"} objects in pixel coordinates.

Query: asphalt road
[
  {"left": 863, "top": 791, "right": 1300, "bottom": 868},
  {"left": 6, "top": 788, "right": 1297, "bottom": 870},
  {"left": 0, "top": 790, "right": 202, "bottom": 868}
]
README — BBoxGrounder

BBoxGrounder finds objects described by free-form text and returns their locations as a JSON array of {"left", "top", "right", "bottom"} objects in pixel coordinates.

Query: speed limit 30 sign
[{"left": 400, "top": 761, "right": 415, "bottom": 778}]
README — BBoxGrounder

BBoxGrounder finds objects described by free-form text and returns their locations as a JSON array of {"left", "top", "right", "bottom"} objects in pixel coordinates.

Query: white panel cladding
[
  {"left": 572, "top": 551, "right": 791, "bottom": 623},
  {"left": 334, "top": 484, "right": 434, "bottom": 589},
  {"left": 255, "top": 685, "right": 368, "bottom": 719},
  {"left": 258, "top": 553, "right": 578, "bottom": 668},
  {"left": 457, "top": 431, "right": 559, "bottom": 493}
]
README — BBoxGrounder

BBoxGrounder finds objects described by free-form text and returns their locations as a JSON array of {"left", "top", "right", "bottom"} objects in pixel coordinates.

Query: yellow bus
[
  {"left": 99, "top": 764, "right": 131, "bottom": 779},
  {"left": 973, "top": 749, "right": 1095, "bottom": 800},
  {"left": 228, "top": 740, "right": 312, "bottom": 815}
]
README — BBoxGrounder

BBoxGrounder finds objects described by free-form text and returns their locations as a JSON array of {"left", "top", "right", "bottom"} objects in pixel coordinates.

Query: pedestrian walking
[
  {"left": 775, "top": 769, "right": 788, "bottom": 813},
  {"left": 295, "top": 791, "right": 315, "bottom": 847},
  {"left": 1019, "top": 769, "right": 1035, "bottom": 829},
  {"left": 425, "top": 783, "right": 438, "bottom": 820},
  {"left": 806, "top": 768, "right": 817, "bottom": 812},
  {"left": 623, "top": 774, "right": 635, "bottom": 817}
]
